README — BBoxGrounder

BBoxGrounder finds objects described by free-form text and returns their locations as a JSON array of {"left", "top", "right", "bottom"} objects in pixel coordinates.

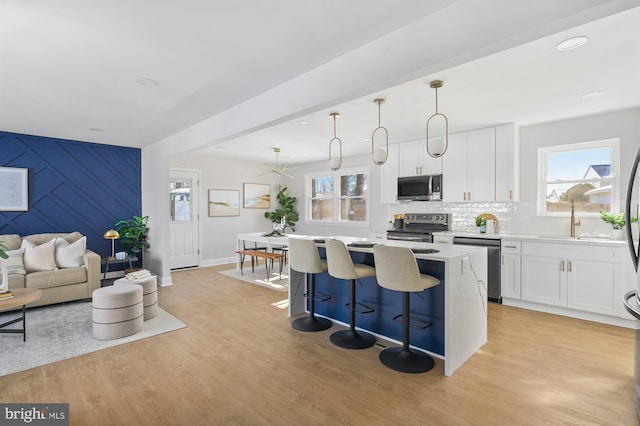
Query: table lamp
[{"left": 103, "top": 229, "right": 120, "bottom": 260}]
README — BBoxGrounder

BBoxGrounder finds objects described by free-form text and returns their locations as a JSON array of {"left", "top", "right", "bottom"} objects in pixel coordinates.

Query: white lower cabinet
[
  {"left": 567, "top": 259, "right": 619, "bottom": 316},
  {"left": 433, "top": 234, "right": 453, "bottom": 244},
  {"left": 500, "top": 240, "right": 521, "bottom": 299},
  {"left": 521, "top": 255, "right": 567, "bottom": 306},
  {"left": 520, "top": 241, "right": 623, "bottom": 317}
]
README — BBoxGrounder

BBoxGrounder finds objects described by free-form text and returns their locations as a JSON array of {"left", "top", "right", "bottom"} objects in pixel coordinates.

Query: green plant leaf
[
  {"left": 114, "top": 215, "right": 150, "bottom": 253},
  {"left": 264, "top": 187, "right": 299, "bottom": 233}
]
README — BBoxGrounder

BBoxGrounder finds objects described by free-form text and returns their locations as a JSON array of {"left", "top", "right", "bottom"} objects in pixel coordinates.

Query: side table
[
  {"left": 0, "top": 288, "right": 43, "bottom": 342},
  {"left": 101, "top": 255, "right": 139, "bottom": 286}
]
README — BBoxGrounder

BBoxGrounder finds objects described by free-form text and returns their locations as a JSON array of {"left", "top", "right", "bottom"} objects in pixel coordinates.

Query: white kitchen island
[{"left": 236, "top": 233, "right": 487, "bottom": 376}]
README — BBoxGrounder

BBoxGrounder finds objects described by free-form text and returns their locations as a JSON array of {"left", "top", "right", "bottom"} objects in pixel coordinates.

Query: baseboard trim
[{"left": 502, "top": 298, "right": 640, "bottom": 329}]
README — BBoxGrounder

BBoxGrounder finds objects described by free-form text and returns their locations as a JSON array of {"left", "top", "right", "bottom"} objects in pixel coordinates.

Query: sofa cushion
[
  {"left": 55, "top": 236, "right": 86, "bottom": 268},
  {"left": 25, "top": 267, "right": 88, "bottom": 289},
  {"left": 2, "top": 248, "right": 26, "bottom": 275},
  {"left": 23, "top": 232, "right": 83, "bottom": 246},
  {"left": 0, "top": 234, "right": 22, "bottom": 251},
  {"left": 22, "top": 238, "right": 58, "bottom": 273},
  {"left": 7, "top": 273, "right": 25, "bottom": 289}
]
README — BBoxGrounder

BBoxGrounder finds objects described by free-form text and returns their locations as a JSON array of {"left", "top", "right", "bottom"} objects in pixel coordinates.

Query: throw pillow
[
  {"left": 1, "top": 248, "right": 26, "bottom": 275},
  {"left": 54, "top": 236, "right": 86, "bottom": 268},
  {"left": 21, "top": 238, "right": 58, "bottom": 273}
]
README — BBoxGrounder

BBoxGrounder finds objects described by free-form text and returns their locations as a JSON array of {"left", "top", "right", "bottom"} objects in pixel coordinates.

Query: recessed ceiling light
[
  {"left": 363, "top": 138, "right": 372, "bottom": 142},
  {"left": 556, "top": 36, "right": 588, "bottom": 51},
  {"left": 582, "top": 91, "right": 605, "bottom": 99},
  {"left": 298, "top": 121, "right": 309, "bottom": 125},
  {"left": 136, "top": 77, "right": 159, "bottom": 87}
]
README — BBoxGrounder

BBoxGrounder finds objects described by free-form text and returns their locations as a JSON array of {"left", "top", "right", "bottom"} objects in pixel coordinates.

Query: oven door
[{"left": 386, "top": 231, "right": 433, "bottom": 243}]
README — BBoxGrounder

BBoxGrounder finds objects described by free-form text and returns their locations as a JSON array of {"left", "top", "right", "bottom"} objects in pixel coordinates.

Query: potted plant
[
  {"left": 263, "top": 187, "right": 299, "bottom": 236},
  {"left": 0, "top": 241, "right": 8, "bottom": 260},
  {"left": 599, "top": 211, "right": 637, "bottom": 240},
  {"left": 114, "top": 215, "right": 150, "bottom": 255}
]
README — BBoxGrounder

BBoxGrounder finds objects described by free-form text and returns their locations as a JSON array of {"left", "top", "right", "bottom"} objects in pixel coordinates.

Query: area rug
[
  {"left": 218, "top": 267, "right": 288, "bottom": 292},
  {"left": 0, "top": 301, "right": 186, "bottom": 377}
]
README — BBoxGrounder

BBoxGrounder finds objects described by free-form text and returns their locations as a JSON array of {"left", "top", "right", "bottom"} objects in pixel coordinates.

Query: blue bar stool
[
  {"left": 373, "top": 244, "right": 440, "bottom": 373},
  {"left": 325, "top": 239, "right": 376, "bottom": 349},
  {"left": 289, "top": 238, "right": 332, "bottom": 332}
]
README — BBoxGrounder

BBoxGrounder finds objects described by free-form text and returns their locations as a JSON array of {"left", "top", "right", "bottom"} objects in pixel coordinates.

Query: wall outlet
[{"left": 461, "top": 256, "right": 471, "bottom": 274}]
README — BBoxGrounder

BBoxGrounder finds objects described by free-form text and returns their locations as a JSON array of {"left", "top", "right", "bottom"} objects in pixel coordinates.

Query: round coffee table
[{"left": 0, "top": 288, "right": 43, "bottom": 342}]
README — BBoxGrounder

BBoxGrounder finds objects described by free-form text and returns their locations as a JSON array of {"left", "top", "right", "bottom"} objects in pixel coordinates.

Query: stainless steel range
[{"left": 386, "top": 213, "right": 450, "bottom": 243}]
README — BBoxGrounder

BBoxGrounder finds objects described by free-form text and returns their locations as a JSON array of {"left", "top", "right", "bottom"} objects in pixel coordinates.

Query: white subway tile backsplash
[{"left": 388, "top": 200, "right": 625, "bottom": 237}]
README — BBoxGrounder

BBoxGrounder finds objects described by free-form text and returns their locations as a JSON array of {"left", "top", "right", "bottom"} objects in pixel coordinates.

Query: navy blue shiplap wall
[{"left": 0, "top": 131, "right": 141, "bottom": 258}]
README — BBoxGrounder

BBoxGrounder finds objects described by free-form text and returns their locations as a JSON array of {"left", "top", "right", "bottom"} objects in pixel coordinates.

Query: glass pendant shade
[
  {"left": 373, "top": 148, "right": 387, "bottom": 164},
  {"left": 371, "top": 98, "right": 389, "bottom": 165},
  {"left": 426, "top": 80, "right": 449, "bottom": 158}
]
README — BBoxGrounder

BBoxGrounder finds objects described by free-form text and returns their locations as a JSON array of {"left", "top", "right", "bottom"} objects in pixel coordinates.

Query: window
[
  {"left": 169, "top": 179, "right": 192, "bottom": 221},
  {"left": 538, "top": 139, "right": 619, "bottom": 215},
  {"left": 310, "top": 175, "right": 333, "bottom": 221},
  {"left": 306, "top": 167, "right": 369, "bottom": 224}
]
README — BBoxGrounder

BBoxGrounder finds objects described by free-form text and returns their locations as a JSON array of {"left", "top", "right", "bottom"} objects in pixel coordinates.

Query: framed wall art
[
  {"left": 0, "top": 166, "right": 28, "bottom": 211},
  {"left": 243, "top": 183, "right": 270, "bottom": 209},
  {"left": 208, "top": 189, "right": 240, "bottom": 217}
]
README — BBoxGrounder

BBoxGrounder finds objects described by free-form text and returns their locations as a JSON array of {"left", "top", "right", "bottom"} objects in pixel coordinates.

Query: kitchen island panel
[
  {"left": 238, "top": 233, "right": 487, "bottom": 376},
  {"left": 312, "top": 255, "right": 446, "bottom": 356}
]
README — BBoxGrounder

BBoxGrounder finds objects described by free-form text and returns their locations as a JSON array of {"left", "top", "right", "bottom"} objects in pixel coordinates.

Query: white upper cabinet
[
  {"left": 443, "top": 128, "right": 495, "bottom": 201},
  {"left": 398, "top": 139, "right": 442, "bottom": 177},
  {"left": 442, "top": 132, "right": 468, "bottom": 201},
  {"left": 466, "top": 127, "right": 496, "bottom": 201},
  {"left": 393, "top": 124, "right": 519, "bottom": 203},
  {"left": 495, "top": 123, "right": 519, "bottom": 201},
  {"left": 380, "top": 143, "right": 399, "bottom": 204}
]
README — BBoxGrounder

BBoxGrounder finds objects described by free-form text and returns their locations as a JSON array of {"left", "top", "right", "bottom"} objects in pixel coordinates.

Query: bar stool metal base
[
  {"left": 292, "top": 315, "right": 332, "bottom": 332},
  {"left": 379, "top": 347, "right": 435, "bottom": 373},
  {"left": 330, "top": 329, "right": 376, "bottom": 349}
]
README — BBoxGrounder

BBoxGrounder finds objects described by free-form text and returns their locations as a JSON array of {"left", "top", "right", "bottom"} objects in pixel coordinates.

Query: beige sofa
[{"left": 1, "top": 232, "right": 100, "bottom": 307}]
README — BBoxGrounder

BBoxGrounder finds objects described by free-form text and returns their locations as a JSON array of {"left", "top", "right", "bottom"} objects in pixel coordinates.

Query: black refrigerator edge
[{"left": 622, "top": 146, "right": 640, "bottom": 419}]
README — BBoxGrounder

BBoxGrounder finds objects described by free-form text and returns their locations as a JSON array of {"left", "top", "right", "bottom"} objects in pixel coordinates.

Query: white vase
[
  {"left": 611, "top": 228, "right": 626, "bottom": 240},
  {"left": 0, "top": 264, "right": 8, "bottom": 293}
]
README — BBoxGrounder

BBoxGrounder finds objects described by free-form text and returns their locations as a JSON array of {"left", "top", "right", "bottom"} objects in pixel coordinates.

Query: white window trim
[
  {"left": 305, "top": 166, "right": 371, "bottom": 226},
  {"left": 537, "top": 138, "right": 620, "bottom": 216}
]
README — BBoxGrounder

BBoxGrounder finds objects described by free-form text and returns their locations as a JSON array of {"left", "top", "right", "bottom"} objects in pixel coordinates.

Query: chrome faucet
[{"left": 570, "top": 200, "right": 581, "bottom": 237}]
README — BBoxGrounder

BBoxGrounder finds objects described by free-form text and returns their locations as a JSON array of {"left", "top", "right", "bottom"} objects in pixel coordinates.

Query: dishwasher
[{"left": 452, "top": 236, "right": 501, "bottom": 303}]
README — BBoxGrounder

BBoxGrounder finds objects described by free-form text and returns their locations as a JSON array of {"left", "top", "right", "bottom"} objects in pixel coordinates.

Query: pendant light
[
  {"left": 328, "top": 112, "right": 342, "bottom": 171},
  {"left": 371, "top": 98, "right": 389, "bottom": 165},
  {"left": 426, "top": 80, "right": 449, "bottom": 158},
  {"left": 260, "top": 147, "right": 295, "bottom": 179}
]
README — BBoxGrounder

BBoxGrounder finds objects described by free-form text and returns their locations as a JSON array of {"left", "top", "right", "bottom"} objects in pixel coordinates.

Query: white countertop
[
  {"left": 434, "top": 230, "right": 628, "bottom": 246},
  {"left": 278, "top": 234, "right": 485, "bottom": 261}
]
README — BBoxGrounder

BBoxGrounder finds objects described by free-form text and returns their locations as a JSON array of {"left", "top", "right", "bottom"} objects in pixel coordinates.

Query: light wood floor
[{"left": 1, "top": 264, "right": 637, "bottom": 425}]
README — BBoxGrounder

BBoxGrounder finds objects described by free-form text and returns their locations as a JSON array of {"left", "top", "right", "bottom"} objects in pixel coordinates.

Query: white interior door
[{"left": 169, "top": 169, "right": 200, "bottom": 269}]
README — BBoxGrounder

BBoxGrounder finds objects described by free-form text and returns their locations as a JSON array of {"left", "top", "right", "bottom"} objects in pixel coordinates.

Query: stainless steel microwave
[{"left": 397, "top": 174, "right": 442, "bottom": 201}]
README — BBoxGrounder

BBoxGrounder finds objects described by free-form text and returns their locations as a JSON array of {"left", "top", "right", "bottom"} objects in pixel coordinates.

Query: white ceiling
[{"left": 1, "top": 1, "right": 639, "bottom": 166}]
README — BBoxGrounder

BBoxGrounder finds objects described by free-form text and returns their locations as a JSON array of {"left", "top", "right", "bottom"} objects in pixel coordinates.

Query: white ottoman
[
  {"left": 92, "top": 284, "right": 143, "bottom": 340},
  {"left": 114, "top": 275, "right": 158, "bottom": 320}
]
